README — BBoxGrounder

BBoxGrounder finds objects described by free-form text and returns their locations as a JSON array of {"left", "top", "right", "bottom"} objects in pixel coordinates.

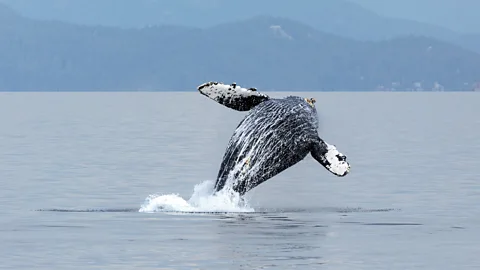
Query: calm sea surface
[{"left": 1, "top": 92, "right": 479, "bottom": 269}]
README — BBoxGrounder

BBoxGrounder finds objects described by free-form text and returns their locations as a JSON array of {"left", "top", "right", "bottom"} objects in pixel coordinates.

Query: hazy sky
[
  {"left": 1, "top": 0, "right": 479, "bottom": 33},
  {"left": 350, "top": 0, "right": 480, "bottom": 33}
]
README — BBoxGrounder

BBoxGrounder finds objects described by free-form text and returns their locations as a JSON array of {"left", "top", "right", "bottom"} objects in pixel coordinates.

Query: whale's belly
[{"left": 215, "top": 98, "right": 318, "bottom": 194}]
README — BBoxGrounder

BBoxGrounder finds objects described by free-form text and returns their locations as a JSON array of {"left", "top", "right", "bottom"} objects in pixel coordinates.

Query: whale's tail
[{"left": 197, "top": 81, "right": 270, "bottom": 111}]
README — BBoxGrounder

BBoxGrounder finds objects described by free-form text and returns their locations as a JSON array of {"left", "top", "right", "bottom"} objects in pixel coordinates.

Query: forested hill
[{"left": 1, "top": 4, "right": 480, "bottom": 91}]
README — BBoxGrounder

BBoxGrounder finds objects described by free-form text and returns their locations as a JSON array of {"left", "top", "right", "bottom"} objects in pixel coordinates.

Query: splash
[{"left": 138, "top": 180, "right": 255, "bottom": 213}]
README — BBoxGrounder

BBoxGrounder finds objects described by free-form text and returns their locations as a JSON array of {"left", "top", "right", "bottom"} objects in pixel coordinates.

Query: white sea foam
[{"left": 138, "top": 180, "right": 255, "bottom": 213}]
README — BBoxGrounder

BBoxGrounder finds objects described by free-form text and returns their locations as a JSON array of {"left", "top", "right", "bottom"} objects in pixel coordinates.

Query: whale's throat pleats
[{"left": 215, "top": 98, "right": 318, "bottom": 194}]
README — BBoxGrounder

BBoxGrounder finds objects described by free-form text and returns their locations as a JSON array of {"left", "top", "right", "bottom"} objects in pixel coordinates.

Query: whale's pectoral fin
[
  {"left": 197, "top": 81, "right": 270, "bottom": 111},
  {"left": 311, "top": 139, "right": 350, "bottom": 177}
]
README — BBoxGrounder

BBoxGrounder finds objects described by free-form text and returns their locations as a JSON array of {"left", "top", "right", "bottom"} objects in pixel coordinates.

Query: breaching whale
[{"left": 198, "top": 81, "right": 350, "bottom": 196}]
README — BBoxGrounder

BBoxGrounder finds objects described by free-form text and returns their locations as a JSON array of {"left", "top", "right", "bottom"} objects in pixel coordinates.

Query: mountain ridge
[
  {"left": 1, "top": 0, "right": 479, "bottom": 55},
  {"left": 1, "top": 7, "right": 479, "bottom": 91}
]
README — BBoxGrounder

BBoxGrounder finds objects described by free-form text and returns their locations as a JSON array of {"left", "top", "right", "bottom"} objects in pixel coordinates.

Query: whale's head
[{"left": 319, "top": 143, "right": 350, "bottom": 177}]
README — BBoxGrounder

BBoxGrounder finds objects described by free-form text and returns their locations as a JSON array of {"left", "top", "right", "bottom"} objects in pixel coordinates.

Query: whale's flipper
[
  {"left": 311, "top": 138, "right": 350, "bottom": 177},
  {"left": 197, "top": 81, "right": 270, "bottom": 111}
]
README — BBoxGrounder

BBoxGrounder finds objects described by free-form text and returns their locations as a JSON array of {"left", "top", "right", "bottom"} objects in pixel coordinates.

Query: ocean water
[{"left": 1, "top": 92, "right": 479, "bottom": 269}]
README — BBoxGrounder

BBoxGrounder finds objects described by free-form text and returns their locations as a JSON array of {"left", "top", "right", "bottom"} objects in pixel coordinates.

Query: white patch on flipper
[
  {"left": 323, "top": 142, "right": 350, "bottom": 176},
  {"left": 197, "top": 81, "right": 268, "bottom": 103}
]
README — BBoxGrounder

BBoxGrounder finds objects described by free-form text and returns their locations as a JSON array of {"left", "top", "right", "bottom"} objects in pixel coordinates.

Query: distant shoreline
[{"left": 0, "top": 90, "right": 476, "bottom": 93}]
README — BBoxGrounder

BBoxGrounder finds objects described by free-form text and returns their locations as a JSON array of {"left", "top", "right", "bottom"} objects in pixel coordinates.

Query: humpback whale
[{"left": 198, "top": 81, "right": 350, "bottom": 196}]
